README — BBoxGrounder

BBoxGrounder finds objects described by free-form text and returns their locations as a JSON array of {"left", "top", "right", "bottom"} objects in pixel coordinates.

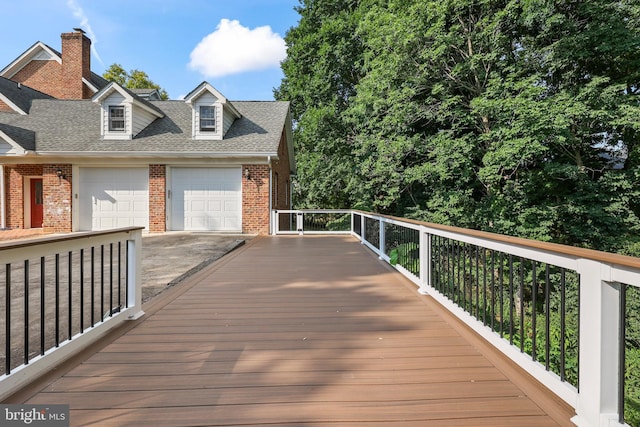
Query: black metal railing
[
  {"left": 430, "top": 234, "right": 580, "bottom": 387},
  {"left": 1, "top": 240, "right": 129, "bottom": 376},
  {"left": 384, "top": 222, "right": 420, "bottom": 277},
  {"left": 0, "top": 228, "right": 143, "bottom": 398}
]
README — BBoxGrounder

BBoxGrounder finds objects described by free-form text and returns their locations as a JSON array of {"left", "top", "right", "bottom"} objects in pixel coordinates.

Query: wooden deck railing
[
  {"left": 273, "top": 209, "right": 640, "bottom": 427},
  {"left": 0, "top": 227, "right": 144, "bottom": 401}
]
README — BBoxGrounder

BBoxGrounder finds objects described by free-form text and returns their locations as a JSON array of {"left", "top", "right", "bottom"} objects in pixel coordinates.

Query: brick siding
[
  {"left": 0, "top": 99, "right": 13, "bottom": 112},
  {"left": 42, "top": 165, "right": 72, "bottom": 232},
  {"left": 242, "top": 164, "right": 270, "bottom": 234},
  {"left": 149, "top": 165, "right": 166, "bottom": 232},
  {"left": 272, "top": 130, "right": 293, "bottom": 210},
  {"left": 12, "top": 60, "right": 64, "bottom": 99}
]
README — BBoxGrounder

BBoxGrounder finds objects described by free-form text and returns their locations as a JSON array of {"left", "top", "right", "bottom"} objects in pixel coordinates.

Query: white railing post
[
  {"left": 378, "top": 217, "right": 385, "bottom": 259},
  {"left": 296, "top": 211, "right": 304, "bottom": 235},
  {"left": 126, "top": 229, "right": 145, "bottom": 320},
  {"left": 360, "top": 214, "right": 366, "bottom": 244},
  {"left": 419, "top": 228, "right": 430, "bottom": 295},
  {"left": 572, "top": 259, "right": 623, "bottom": 427}
]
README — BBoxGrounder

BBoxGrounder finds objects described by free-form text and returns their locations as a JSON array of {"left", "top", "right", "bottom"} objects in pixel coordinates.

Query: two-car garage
[{"left": 77, "top": 167, "right": 242, "bottom": 232}]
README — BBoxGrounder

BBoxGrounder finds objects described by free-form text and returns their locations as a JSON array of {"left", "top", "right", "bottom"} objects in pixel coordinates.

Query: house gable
[
  {"left": 184, "top": 82, "right": 241, "bottom": 140},
  {"left": 0, "top": 129, "right": 29, "bottom": 155},
  {"left": 0, "top": 42, "right": 62, "bottom": 80}
]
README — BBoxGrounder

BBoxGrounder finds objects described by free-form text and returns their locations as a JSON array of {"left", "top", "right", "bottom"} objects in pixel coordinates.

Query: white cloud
[
  {"left": 189, "top": 19, "right": 286, "bottom": 78},
  {"left": 66, "top": 0, "right": 104, "bottom": 66}
]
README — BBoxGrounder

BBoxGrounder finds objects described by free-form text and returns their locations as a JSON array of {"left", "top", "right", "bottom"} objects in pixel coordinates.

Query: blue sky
[{"left": 0, "top": 0, "right": 300, "bottom": 100}]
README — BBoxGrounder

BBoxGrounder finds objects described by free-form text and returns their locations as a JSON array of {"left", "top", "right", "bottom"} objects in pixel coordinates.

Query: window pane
[
  {"left": 109, "top": 106, "right": 125, "bottom": 131},
  {"left": 200, "top": 106, "right": 216, "bottom": 131}
]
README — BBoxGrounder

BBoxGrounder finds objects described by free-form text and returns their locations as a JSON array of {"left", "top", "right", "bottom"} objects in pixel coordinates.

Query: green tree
[{"left": 102, "top": 63, "right": 169, "bottom": 99}]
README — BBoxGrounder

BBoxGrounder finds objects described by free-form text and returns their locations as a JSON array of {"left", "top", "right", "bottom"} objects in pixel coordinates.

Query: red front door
[{"left": 30, "top": 178, "right": 43, "bottom": 228}]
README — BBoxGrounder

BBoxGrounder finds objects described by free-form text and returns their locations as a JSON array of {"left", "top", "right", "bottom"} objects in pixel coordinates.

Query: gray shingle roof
[
  {"left": 0, "top": 77, "right": 53, "bottom": 113},
  {"left": 0, "top": 98, "right": 290, "bottom": 156}
]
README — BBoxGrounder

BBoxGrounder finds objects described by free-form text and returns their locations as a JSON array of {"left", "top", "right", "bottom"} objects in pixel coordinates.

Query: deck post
[
  {"left": 419, "top": 228, "right": 430, "bottom": 295},
  {"left": 572, "top": 259, "right": 624, "bottom": 427},
  {"left": 126, "top": 229, "right": 145, "bottom": 320}
]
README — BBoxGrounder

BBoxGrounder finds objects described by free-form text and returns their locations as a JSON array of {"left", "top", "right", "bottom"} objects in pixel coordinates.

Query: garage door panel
[
  {"left": 79, "top": 168, "right": 149, "bottom": 231},
  {"left": 171, "top": 167, "right": 241, "bottom": 231}
]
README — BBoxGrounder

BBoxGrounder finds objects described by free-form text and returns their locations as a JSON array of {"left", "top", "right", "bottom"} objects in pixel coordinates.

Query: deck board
[{"left": 20, "top": 235, "right": 575, "bottom": 426}]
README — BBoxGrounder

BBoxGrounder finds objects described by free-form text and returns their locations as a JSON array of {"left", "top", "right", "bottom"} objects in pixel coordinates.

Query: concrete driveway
[{"left": 141, "top": 232, "right": 249, "bottom": 302}]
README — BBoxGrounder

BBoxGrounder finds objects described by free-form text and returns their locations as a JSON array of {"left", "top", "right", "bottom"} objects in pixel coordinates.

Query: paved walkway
[{"left": 10, "top": 235, "right": 575, "bottom": 426}]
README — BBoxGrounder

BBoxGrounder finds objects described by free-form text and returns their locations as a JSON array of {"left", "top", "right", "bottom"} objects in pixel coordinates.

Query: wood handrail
[{"left": 353, "top": 210, "right": 640, "bottom": 269}]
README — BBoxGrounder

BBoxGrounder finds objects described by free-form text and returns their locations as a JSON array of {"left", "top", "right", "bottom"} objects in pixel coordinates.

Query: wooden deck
[{"left": 11, "top": 235, "right": 575, "bottom": 426}]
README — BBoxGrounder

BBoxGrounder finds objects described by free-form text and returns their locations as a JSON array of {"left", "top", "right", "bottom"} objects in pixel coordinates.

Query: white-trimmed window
[
  {"left": 109, "top": 106, "right": 125, "bottom": 132},
  {"left": 199, "top": 106, "right": 216, "bottom": 132}
]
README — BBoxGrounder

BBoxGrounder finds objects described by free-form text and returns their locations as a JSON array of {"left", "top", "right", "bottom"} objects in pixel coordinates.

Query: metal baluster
[
  {"left": 110, "top": 243, "right": 113, "bottom": 317},
  {"left": 560, "top": 268, "right": 566, "bottom": 381},
  {"left": 482, "top": 249, "right": 487, "bottom": 325},
  {"left": 24, "top": 260, "right": 29, "bottom": 365},
  {"left": 532, "top": 260, "right": 538, "bottom": 361},
  {"left": 519, "top": 257, "right": 525, "bottom": 352},
  {"left": 101, "top": 245, "right": 104, "bottom": 322},
  {"left": 5, "top": 263, "right": 11, "bottom": 374},
  {"left": 40, "top": 257, "right": 45, "bottom": 356},
  {"left": 509, "top": 254, "right": 514, "bottom": 345},
  {"left": 491, "top": 252, "right": 495, "bottom": 331},
  {"left": 80, "top": 249, "right": 84, "bottom": 333},
  {"left": 118, "top": 242, "right": 122, "bottom": 309},
  {"left": 91, "top": 247, "right": 95, "bottom": 326},
  {"left": 475, "top": 246, "right": 480, "bottom": 319},
  {"left": 55, "top": 254, "right": 60, "bottom": 347},
  {"left": 499, "top": 252, "right": 504, "bottom": 337},
  {"left": 68, "top": 251, "right": 73, "bottom": 340},
  {"left": 545, "top": 264, "right": 551, "bottom": 370}
]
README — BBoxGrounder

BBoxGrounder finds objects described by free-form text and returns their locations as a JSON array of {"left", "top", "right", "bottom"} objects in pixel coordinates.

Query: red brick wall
[
  {"left": 43, "top": 165, "right": 72, "bottom": 232},
  {"left": 149, "top": 165, "right": 166, "bottom": 232},
  {"left": 11, "top": 60, "right": 63, "bottom": 99},
  {"left": 0, "top": 99, "right": 13, "bottom": 112},
  {"left": 272, "top": 130, "right": 292, "bottom": 210},
  {"left": 242, "top": 164, "right": 270, "bottom": 234},
  {"left": 4, "top": 165, "right": 43, "bottom": 229}
]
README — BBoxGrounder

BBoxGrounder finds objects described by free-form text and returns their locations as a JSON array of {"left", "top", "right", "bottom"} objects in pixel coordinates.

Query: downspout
[
  {"left": 268, "top": 156, "right": 273, "bottom": 235},
  {"left": 0, "top": 165, "right": 5, "bottom": 229}
]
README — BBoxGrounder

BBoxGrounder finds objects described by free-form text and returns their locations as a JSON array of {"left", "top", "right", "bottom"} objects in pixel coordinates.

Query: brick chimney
[{"left": 61, "top": 29, "right": 91, "bottom": 99}]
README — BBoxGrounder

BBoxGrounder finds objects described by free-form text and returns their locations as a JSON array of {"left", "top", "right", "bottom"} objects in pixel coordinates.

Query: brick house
[{"left": 0, "top": 30, "right": 294, "bottom": 234}]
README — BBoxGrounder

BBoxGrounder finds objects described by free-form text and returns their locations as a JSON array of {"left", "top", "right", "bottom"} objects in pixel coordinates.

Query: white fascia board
[
  {"left": 184, "top": 82, "right": 226, "bottom": 104},
  {"left": 35, "top": 151, "right": 279, "bottom": 158},
  {"left": 92, "top": 82, "right": 132, "bottom": 103},
  {"left": 0, "top": 93, "right": 26, "bottom": 115},
  {"left": 0, "top": 42, "right": 62, "bottom": 79},
  {"left": 82, "top": 77, "right": 99, "bottom": 94}
]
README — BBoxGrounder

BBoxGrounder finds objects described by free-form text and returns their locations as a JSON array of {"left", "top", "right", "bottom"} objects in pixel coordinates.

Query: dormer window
[
  {"left": 109, "top": 106, "right": 125, "bottom": 132},
  {"left": 199, "top": 106, "right": 216, "bottom": 132}
]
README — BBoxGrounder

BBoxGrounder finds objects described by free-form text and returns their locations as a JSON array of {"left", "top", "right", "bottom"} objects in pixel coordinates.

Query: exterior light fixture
[
  {"left": 244, "top": 169, "right": 251, "bottom": 180},
  {"left": 56, "top": 169, "right": 66, "bottom": 182}
]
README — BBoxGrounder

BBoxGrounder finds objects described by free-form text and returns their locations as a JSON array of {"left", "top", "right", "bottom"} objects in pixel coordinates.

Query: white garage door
[
  {"left": 79, "top": 168, "right": 149, "bottom": 231},
  {"left": 170, "top": 167, "right": 241, "bottom": 231}
]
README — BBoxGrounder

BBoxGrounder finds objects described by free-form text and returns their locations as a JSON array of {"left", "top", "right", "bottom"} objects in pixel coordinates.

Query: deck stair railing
[
  {"left": 0, "top": 227, "right": 144, "bottom": 401},
  {"left": 273, "top": 209, "right": 640, "bottom": 427}
]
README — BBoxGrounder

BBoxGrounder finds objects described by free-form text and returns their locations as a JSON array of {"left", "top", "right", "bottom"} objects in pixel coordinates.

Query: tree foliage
[
  {"left": 276, "top": 0, "right": 640, "bottom": 253},
  {"left": 103, "top": 63, "right": 169, "bottom": 99}
]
